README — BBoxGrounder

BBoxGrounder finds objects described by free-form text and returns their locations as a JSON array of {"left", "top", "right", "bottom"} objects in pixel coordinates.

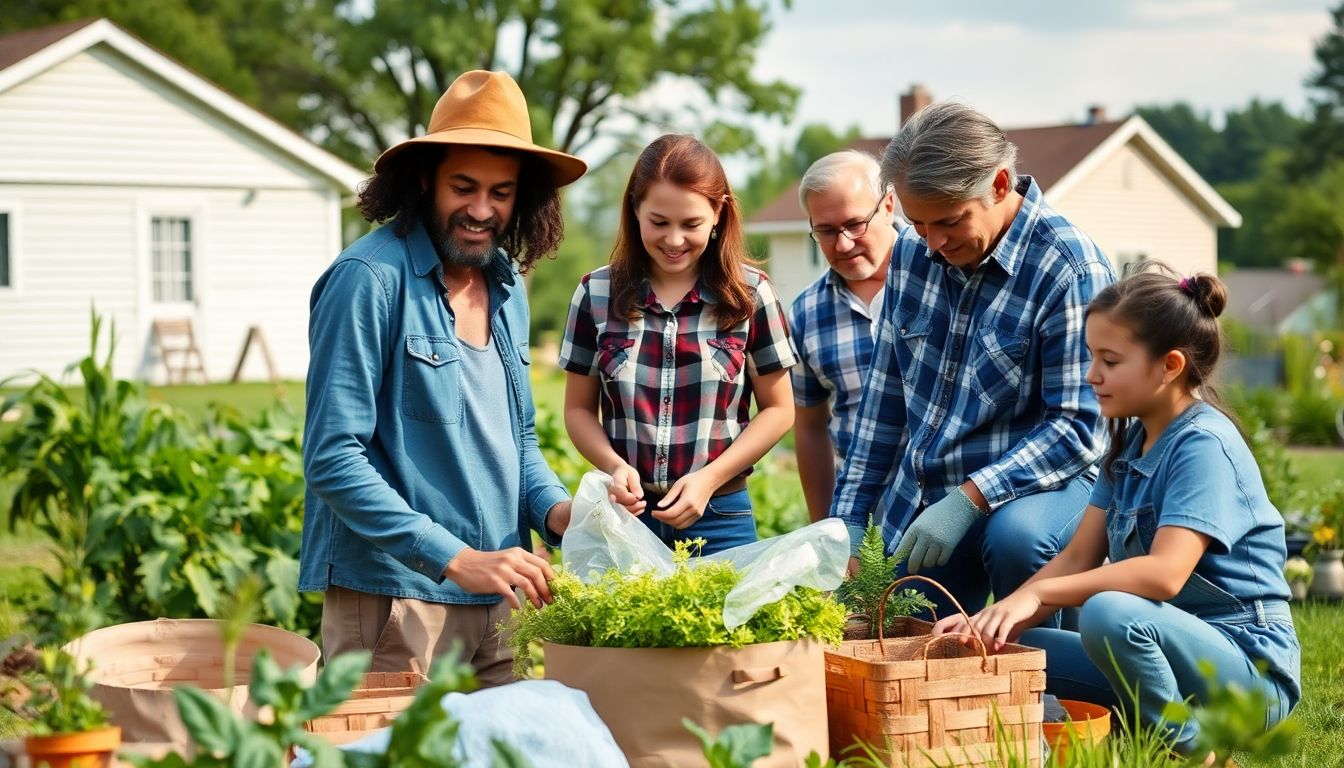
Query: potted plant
[
  {"left": 1308, "top": 483, "right": 1344, "bottom": 599},
  {"left": 1, "top": 643, "right": 121, "bottom": 768},
  {"left": 508, "top": 540, "right": 846, "bottom": 765},
  {"left": 1285, "top": 557, "right": 1313, "bottom": 601}
]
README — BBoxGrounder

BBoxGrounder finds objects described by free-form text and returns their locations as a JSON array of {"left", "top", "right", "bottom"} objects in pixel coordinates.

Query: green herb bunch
[
  {"left": 508, "top": 541, "right": 845, "bottom": 677},
  {"left": 1, "top": 646, "right": 109, "bottom": 737},
  {"left": 835, "top": 523, "right": 935, "bottom": 638}
]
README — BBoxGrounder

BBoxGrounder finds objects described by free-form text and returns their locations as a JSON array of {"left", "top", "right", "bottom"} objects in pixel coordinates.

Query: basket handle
[
  {"left": 876, "top": 574, "right": 987, "bottom": 666},
  {"left": 918, "top": 632, "right": 988, "bottom": 662}
]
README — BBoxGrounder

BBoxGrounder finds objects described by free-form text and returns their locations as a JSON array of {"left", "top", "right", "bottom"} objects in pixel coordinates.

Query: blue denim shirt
[
  {"left": 1092, "top": 402, "right": 1300, "bottom": 702},
  {"left": 299, "top": 219, "right": 568, "bottom": 604}
]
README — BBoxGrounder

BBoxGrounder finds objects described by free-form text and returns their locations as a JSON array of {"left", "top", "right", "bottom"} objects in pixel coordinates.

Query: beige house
[
  {"left": 749, "top": 102, "right": 1242, "bottom": 306},
  {"left": 0, "top": 19, "right": 364, "bottom": 384}
]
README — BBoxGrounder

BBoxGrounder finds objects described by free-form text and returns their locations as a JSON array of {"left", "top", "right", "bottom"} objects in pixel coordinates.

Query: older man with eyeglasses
[{"left": 789, "top": 150, "right": 902, "bottom": 523}]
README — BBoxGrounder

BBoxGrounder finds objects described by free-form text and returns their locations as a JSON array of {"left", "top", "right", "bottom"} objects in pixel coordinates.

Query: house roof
[
  {"left": 748, "top": 115, "right": 1240, "bottom": 233},
  {"left": 0, "top": 18, "right": 365, "bottom": 192},
  {"left": 1222, "top": 268, "right": 1325, "bottom": 333},
  {"left": 0, "top": 18, "right": 98, "bottom": 72}
]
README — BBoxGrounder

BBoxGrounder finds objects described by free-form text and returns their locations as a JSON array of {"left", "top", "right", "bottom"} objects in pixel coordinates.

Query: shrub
[{"left": 0, "top": 313, "right": 318, "bottom": 642}]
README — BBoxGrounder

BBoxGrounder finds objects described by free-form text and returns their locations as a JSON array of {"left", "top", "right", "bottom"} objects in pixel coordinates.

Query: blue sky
[{"left": 748, "top": 0, "right": 1335, "bottom": 140}]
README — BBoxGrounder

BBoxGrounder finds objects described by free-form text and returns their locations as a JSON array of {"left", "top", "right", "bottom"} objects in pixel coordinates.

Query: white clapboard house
[{"left": 0, "top": 18, "right": 365, "bottom": 384}]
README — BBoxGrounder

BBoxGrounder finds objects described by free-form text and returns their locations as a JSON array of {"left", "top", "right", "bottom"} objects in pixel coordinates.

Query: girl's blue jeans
[{"left": 1019, "top": 592, "right": 1296, "bottom": 753}]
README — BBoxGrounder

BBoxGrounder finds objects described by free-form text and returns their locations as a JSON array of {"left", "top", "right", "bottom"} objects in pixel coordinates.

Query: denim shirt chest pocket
[
  {"left": 895, "top": 307, "right": 933, "bottom": 366},
  {"left": 972, "top": 323, "right": 1029, "bottom": 407},
  {"left": 403, "top": 335, "right": 463, "bottom": 424},
  {"left": 1107, "top": 501, "right": 1244, "bottom": 615}
]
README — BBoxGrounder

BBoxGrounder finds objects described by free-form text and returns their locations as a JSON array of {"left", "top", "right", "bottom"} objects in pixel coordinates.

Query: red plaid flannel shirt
[{"left": 559, "top": 265, "right": 797, "bottom": 492}]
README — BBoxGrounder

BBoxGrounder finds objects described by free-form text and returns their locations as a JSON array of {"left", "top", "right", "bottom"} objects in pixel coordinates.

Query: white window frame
[{"left": 149, "top": 215, "right": 196, "bottom": 304}]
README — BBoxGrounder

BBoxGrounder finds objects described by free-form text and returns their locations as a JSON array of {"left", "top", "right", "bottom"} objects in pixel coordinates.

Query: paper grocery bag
[{"left": 544, "top": 639, "right": 828, "bottom": 767}]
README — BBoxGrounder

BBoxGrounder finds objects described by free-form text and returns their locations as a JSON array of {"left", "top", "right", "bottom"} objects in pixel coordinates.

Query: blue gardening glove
[{"left": 892, "top": 487, "right": 984, "bottom": 573}]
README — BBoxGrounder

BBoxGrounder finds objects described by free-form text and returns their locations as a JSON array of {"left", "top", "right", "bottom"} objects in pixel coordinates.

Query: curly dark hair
[{"left": 355, "top": 144, "right": 565, "bottom": 274}]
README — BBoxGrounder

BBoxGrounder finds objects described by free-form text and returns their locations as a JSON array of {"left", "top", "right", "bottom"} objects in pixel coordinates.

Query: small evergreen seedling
[{"left": 836, "top": 522, "right": 935, "bottom": 637}]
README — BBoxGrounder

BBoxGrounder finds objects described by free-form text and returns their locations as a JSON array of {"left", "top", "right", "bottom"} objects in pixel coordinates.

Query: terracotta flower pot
[
  {"left": 1042, "top": 700, "right": 1110, "bottom": 765},
  {"left": 24, "top": 725, "right": 121, "bottom": 768}
]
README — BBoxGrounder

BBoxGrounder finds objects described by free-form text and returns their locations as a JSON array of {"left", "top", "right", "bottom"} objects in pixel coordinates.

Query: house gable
[{"left": 0, "top": 19, "right": 364, "bottom": 192}]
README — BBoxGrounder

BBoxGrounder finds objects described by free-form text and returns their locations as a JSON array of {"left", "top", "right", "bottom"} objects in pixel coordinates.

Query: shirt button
[
  {"left": 431, "top": 353, "right": 440, "bottom": 361},
  {"left": 900, "top": 327, "right": 907, "bottom": 334},
  {"left": 663, "top": 396, "right": 671, "bottom": 404}
]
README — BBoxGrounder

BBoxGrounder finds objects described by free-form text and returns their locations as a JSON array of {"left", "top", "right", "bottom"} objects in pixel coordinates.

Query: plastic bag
[{"left": 560, "top": 470, "right": 848, "bottom": 629}]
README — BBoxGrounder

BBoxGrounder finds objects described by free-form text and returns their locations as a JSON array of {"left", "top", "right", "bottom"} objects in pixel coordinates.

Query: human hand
[
  {"left": 931, "top": 613, "right": 970, "bottom": 636},
  {"left": 846, "top": 556, "right": 860, "bottom": 578},
  {"left": 969, "top": 587, "right": 1044, "bottom": 652},
  {"left": 545, "top": 500, "right": 572, "bottom": 536},
  {"left": 892, "top": 487, "right": 983, "bottom": 573},
  {"left": 608, "top": 463, "right": 647, "bottom": 515},
  {"left": 443, "top": 547, "right": 556, "bottom": 610},
  {"left": 652, "top": 470, "right": 719, "bottom": 529}
]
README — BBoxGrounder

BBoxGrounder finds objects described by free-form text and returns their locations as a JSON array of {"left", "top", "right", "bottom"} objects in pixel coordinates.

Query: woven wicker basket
[
  {"left": 826, "top": 576, "right": 1047, "bottom": 767},
  {"left": 304, "top": 672, "right": 427, "bottom": 745}
]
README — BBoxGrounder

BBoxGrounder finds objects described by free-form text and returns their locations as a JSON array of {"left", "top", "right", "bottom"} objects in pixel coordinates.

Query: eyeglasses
[{"left": 809, "top": 197, "right": 885, "bottom": 244}]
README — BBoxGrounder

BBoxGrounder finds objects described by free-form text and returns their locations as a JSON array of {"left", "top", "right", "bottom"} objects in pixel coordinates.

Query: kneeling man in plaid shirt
[{"left": 831, "top": 102, "right": 1115, "bottom": 625}]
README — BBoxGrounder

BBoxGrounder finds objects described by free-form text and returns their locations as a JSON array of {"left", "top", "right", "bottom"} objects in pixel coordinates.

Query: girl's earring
[{"left": 711, "top": 228, "right": 718, "bottom": 240}]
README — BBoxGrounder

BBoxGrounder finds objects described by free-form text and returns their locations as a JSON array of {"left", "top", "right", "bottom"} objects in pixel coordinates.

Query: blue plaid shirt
[
  {"left": 831, "top": 177, "right": 1115, "bottom": 550},
  {"left": 789, "top": 269, "right": 884, "bottom": 460}
]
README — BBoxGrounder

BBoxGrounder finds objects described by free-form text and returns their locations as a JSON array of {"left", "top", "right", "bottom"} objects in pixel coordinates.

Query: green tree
[
  {"left": 1135, "top": 102, "right": 1222, "bottom": 180},
  {"left": 4, "top": 1, "right": 799, "bottom": 169},
  {"left": 1219, "top": 100, "right": 1305, "bottom": 184},
  {"left": 322, "top": 0, "right": 799, "bottom": 166},
  {"left": 737, "top": 122, "right": 861, "bottom": 215},
  {"left": 1294, "top": 0, "right": 1344, "bottom": 177}
]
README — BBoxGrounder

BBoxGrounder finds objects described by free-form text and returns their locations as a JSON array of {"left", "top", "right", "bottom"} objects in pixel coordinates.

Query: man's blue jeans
[
  {"left": 1019, "top": 592, "right": 1296, "bottom": 753},
  {"left": 891, "top": 475, "right": 1091, "bottom": 628}
]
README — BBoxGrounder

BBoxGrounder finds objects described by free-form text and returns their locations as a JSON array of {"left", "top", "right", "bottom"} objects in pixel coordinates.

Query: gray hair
[
  {"left": 798, "top": 150, "right": 885, "bottom": 215},
  {"left": 881, "top": 102, "right": 1018, "bottom": 204}
]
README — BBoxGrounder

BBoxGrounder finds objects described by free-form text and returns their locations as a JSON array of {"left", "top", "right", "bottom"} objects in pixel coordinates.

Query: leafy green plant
[
  {"left": 0, "top": 312, "right": 318, "bottom": 642},
  {"left": 747, "top": 459, "right": 809, "bottom": 539},
  {"left": 1163, "top": 660, "right": 1300, "bottom": 765},
  {"left": 1285, "top": 388, "right": 1342, "bottom": 446},
  {"left": 1239, "top": 411, "right": 1300, "bottom": 513},
  {"left": 507, "top": 542, "right": 846, "bottom": 676},
  {"left": 0, "top": 645, "right": 109, "bottom": 737},
  {"left": 534, "top": 403, "right": 589, "bottom": 495},
  {"left": 835, "top": 522, "right": 934, "bottom": 638},
  {"left": 684, "top": 719, "right": 774, "bottom": 768},
  {"left": 131, "top": 649, "right": 370, "bottom": 768}
]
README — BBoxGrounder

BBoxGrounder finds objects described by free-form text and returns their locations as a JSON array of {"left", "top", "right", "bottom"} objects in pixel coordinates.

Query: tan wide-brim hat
[{"left": 374, "top": 70, "right": 587, "bottom": 187}]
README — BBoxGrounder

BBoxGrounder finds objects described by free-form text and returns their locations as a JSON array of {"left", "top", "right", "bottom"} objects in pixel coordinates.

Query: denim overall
[{"left": 1020, "top": 404, "right": 1301, "bottom": 753}]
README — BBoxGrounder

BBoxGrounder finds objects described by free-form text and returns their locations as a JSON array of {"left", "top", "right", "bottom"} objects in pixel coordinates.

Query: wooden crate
[
  {"left": 304, "top": 672, "right": 428, "bottom": 745},
  {"left": 825, "top": 578, "right": 1047, "bottom": 767}
]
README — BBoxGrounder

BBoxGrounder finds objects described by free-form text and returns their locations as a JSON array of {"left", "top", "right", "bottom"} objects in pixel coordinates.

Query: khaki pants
[{"left": 320, "top": 586, "right": 515, "bottom": 688}]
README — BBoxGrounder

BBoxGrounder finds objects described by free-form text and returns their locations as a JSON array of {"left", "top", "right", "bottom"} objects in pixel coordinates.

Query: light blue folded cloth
[{"left": 292, "top": 680, "right": 627, "bottom": 768}]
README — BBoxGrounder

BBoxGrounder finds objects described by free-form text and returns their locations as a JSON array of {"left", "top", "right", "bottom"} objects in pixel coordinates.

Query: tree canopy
[{"left": 3, "top": 0, "right": 799, "bottom": 169}]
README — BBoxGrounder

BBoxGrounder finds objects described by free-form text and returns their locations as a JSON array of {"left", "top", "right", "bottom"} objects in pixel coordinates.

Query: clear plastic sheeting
[{"left": 561, "top": 470, "right": 849, "bottom": 630}]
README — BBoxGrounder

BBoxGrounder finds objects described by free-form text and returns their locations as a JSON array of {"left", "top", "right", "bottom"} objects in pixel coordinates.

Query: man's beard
[{"left": 425, "top": 206, "right": 502, "bottom": 269}]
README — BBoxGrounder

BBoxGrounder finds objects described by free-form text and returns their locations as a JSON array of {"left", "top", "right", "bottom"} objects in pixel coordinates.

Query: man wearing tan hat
[{"left": 300, "top": 70, "right": 587, "bottom": 683}]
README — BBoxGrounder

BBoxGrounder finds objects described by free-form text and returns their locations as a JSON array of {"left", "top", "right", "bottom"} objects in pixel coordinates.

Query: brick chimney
[
  {"left": 899, "top": 84, "right": 932, "bottom": 127},
  {"left": 1086, "top": 105, "right": 1107, "bottom": 124}
]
